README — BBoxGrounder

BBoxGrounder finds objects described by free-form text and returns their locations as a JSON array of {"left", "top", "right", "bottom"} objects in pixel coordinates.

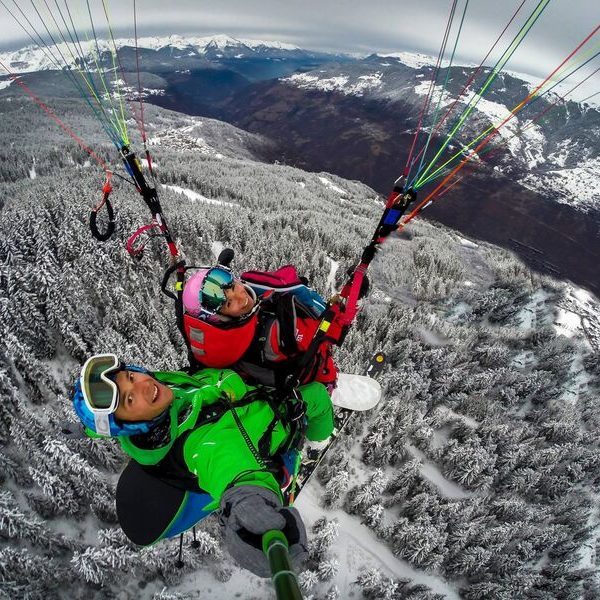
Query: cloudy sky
[{"left": 1, "top": 0, "right": 598, "bottom": 88}]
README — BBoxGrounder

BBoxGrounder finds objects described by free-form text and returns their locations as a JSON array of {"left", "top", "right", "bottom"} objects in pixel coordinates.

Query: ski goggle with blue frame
[
  {"left": 200, "top": 267, "right": 235, "bottom": 313},
  {"left": 80, "top": 353, "right": 121, "bottom": 413}
]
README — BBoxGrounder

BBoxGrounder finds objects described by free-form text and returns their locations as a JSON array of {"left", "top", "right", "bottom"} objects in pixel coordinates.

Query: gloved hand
[{"left": 220, "top": 485, "right": 308, "bottom": 578}]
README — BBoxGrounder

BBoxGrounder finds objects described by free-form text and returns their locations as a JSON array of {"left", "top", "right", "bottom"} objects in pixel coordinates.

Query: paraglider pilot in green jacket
[{"left": 72, "top": 354, "right": 335, "bottom": 577}]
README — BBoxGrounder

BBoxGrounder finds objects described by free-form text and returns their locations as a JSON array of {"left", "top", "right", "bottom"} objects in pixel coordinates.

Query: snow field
[{"left": 161, "top": 184, "right": 236, "bottom": 207}]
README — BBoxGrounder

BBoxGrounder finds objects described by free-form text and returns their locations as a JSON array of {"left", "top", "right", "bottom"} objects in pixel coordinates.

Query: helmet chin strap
[
  {"left": 244, "top": 284, "right": 257, "bottom": 304},
  {"left": 238, "top": 285, "right": 260, "bottom": 321},
  {"left": 94, "top": 412, "right": 112, "bottom": 437}
]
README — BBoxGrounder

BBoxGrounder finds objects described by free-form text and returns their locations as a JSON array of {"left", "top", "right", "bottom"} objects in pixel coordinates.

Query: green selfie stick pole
[{"left": 262, "top": 530, "right": 303, "bottom": 600}]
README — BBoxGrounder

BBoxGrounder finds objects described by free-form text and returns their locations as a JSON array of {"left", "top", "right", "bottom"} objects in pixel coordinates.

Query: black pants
[{"left": 116, "top": 461, "right": 213, "bottom": 545}]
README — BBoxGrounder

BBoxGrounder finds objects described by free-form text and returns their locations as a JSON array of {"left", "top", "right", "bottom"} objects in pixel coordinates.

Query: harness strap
[{"left": 274, "top": 294, "right": 299, "bottom": 355}]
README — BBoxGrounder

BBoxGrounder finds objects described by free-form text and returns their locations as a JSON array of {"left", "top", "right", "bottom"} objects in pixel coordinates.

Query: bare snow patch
[
  {"left": 547, "top": 139, "right": 572, "bottom": 168},
  {"left": 556, "top": 284, "right": 600, "bottom": 351},
  {"left": 211, "top": 241, "right": 225, "bottom": 260},
  {"left": 318, "top": 176, "right": 347, "bottom": 195},
  {"left": 416, "top": 327, "right": 451, "bottom": 346},
  {"left": 517, "top": 289, "right": 552, "bottom": 332},
  {"left": 296, "top": 483, "right": 461, "bottom": 599},
  {"left": 554, "top": 309, "right": 582, "bottom": 338},
  {"left": 572, "top": 286, "right": 596, "bottom": 308},
  {"left": 325, "top": 256, "right": 340, "bottom": 295},
  {"left": 413, "top": 81, "right": 452, "bottom": 108},
  {"left": 457, "top": 236, "right": 478, "bottom": 249},
  {"left": 0, "top": 79, "right": 12, "bottom": 90},
  {"left": 408, "top": 445, "right": 476, "bottom": 499},
  {"left": 285, "top": 72, "right": 348, "bottom": 92},
  {"left": 161, "top": 184, "right": 236, "bottom": 206},
  {"left": 283, "top": 71, "right": 383, "bottom": 96},
  {"left": 140, "top": 158, "right": 158, "bottom": 169},
  {"left": 377, "top": 51, "right": 438, "bottom": 69},
  {"left": 521, "top": 156, "right": 600, "bottom": 211}
]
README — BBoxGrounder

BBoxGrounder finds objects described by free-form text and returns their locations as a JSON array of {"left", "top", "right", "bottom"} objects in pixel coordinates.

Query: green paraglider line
[
  {"left": 133, "top": 0, "right": 150, "bottom": 147},
  {"left": 40, "top": 0, "right": 127, "bottom": 146},
  {"left": 30, "top": 0, "right": 125, "bottom": 144},
  {"left": 411, "top": 0, "right": 471, "bottom": 188},
  {"left": 55, "top": 0, "right": 125, "bottom": 139},
  {"left": 402, "top": 21, "right": 600, "bottom": 224},
  {"left": 403, "top": 0, "right": 459, "bottom": 183},
  {"left": 476, "top": 60, "right": 600, "bottom": 164},
  {"left": 101, "top": 0, "right": 132, "bottom": 146},
  {"left": 0, "top": 0, "right": 123, "bottom": 148},
  {"left": 84, "top": 0, "right": 129, "bottom": 145},
  {"left": 417, "top": 42, "right": 600, "bottom": 188},
  {"left": 414, "top": 0, "right": 552, "bottom": 189},
  {"left": 404, "top": 0, "right": 529, "bottom": 184}
]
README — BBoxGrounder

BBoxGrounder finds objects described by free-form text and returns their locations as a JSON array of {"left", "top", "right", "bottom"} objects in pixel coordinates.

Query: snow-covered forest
[{"left": 1, "top": 97, "right": 600, "bottom": 599}]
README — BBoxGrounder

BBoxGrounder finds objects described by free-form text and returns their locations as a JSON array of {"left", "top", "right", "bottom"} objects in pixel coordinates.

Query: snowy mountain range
[
  {"left": 1, "top": 35, "right": 598, "bottom": 296},
  {"left": 0, "top": 34, "right": 324, "bottom": 74},
  {"left": 3, "top": 36, "right": 597, "bottom": 215}
]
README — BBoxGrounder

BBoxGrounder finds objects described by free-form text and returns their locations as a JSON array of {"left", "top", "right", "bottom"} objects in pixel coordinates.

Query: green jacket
[{"left": 118, "top": 368, "right": 333, "bottom": 509}]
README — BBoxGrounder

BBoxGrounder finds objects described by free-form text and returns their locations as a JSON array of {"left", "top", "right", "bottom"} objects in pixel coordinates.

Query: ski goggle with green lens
[
  {"left": 199, "top": 267, "right": 235, "bottom": 313},
  {"left": 80, "top": 353, "right": 122, "bottom": 414}
]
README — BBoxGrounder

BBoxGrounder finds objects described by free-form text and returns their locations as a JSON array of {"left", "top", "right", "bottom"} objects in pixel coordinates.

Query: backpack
[
  {"left": 239, "top": 266, "right": 337, "bottom": 387},
  {"left": 242, "top": 265, "right": 327, "bottom": 319}
]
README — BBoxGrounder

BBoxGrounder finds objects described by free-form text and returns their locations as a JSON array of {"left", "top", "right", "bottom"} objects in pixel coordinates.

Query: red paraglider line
[{"left": 0, "top": 59, "right": 110, "bottom": 171}]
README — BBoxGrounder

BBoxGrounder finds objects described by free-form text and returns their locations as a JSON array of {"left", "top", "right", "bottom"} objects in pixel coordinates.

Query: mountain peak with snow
[
  {"left": 375, "top": 51, "right": 439, "bottom": 69},
  {"left": 0, "top": 34, "right": 304, "bottom": 74}
]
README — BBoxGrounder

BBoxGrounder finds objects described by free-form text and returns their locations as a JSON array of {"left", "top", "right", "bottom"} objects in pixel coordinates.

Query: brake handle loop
[
  {"left": 90, "top": 173, "right": 115, "bottom": 242},
  {"left": 126, "top": 221, "right": 162, "bottom": 260}
]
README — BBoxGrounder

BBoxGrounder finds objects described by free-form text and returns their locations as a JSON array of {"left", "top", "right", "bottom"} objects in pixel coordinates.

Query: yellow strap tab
[
  {"left": 319, "top": 320, "right": 331, "bottom": 333},
  {"left": 175, "top": 282, "right": 183, "bottom": 291}
]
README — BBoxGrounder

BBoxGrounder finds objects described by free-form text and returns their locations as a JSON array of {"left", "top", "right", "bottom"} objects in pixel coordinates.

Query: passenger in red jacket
[{"left": 181, "top": 252, "right": 337, "bottom": 391}]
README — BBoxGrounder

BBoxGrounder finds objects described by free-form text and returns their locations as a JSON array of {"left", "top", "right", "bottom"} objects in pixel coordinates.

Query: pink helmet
[
  {"left": 182, "top": 267, "right": 258, "bottom": 324},
  {"left": 182, "top": 268, "right": 211, "bottom": 317}
]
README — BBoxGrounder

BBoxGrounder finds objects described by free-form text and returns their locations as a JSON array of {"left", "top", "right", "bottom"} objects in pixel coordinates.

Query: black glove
[
  {"left": 217, "top": 248, "right": 235, "bottom": 267},
  {"left": 220, "top": 486, "right": 308, "bottom": 578},
  {"left": 399, "top": 188, "right": 417, "bottom": 209}
]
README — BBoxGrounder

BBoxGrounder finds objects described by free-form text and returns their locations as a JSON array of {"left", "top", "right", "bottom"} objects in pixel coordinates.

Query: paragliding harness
[
  {"left": 157, "top": 180, "right": 417, "bottom": 489},
  {"left": 116, "top": 382, "right": 304, "bottom": 547},
  {"left": 102, "top": 169, "right": 416, "bottom": 528},
  {"left": 164, "top": 263, "right": 330, "bottom": 378},
  {"left": 132, "top": 384, "right": 300, "bottom": 495},
  {"left": 234, "top": 266, "right": 336, "bottom": 390}
]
